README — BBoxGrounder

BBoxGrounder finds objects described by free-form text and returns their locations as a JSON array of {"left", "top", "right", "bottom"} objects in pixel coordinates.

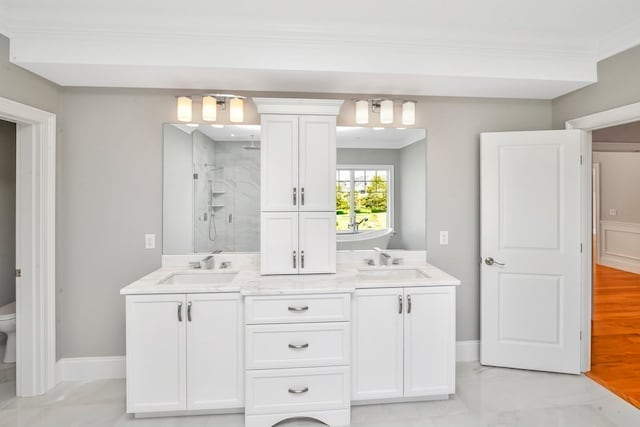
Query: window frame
[{"left": 336, "top": 164, "right": 394, "bottom": 232}]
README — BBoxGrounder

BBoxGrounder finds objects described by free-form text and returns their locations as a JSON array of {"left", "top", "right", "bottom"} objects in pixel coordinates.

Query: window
[{"left": 336, "top": 166, "right": 392, "bottom": 232}]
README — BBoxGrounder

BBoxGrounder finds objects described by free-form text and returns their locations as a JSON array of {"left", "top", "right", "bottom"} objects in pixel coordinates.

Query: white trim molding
[
  {"left": 0, "top": 97, "right": 56, "bottom": 397},
  {"left": 57, "top": 357, "right": 126, "bottom": 382},
  {"left": 252, "top": 98, "right": 344, "bottom": 116},
  {"left": 566, "top": 101, "right": 640, "bottom": 131},
  {"left": 456, "top": 341, "right": 480, "bottom": 362},
  {"left": 599, "top": 221, "right": 640, "bottom": 275}
]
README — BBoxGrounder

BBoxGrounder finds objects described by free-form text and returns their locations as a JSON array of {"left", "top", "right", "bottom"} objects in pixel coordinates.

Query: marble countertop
[{"left": 120, "top": 262, "right": 461, "bottom": 296}]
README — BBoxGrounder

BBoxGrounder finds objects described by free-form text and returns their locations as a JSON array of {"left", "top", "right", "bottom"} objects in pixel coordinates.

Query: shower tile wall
[{"left": 212, "top": 141, "right": 260, "bottom": 252}]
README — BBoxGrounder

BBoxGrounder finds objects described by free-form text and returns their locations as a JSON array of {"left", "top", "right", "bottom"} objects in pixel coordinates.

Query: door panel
[
  {"left": 404, "top": 287, "right": 455, "bottom": 397},
  {"left": 126, "top": 295, "right": 187, "bottom": 413},
  {"left": 298, "top": 212, "right": 336, "bottom": 274},
  {"left": 261, "top": 212, "right": 298, "bottom": 275},
  {"left": 186, "top": 293, "right": 243, "bottom": 410},
  {"left": 352, "top": 289, "right": 403, "bottom": 400},
  {"left": 298, "top": 116, "right": 336, "bottom": 211},
  {"left": 481, "top": 130, "right": 584, "bottom": 374},
  {"left": 260, "top": 115, "right": 299, "bottom": 211}
]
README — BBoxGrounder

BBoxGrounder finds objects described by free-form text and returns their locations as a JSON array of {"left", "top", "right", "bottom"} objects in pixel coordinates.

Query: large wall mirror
[{"left": 163, "top": 124, "right": 426, "bottom": 254}]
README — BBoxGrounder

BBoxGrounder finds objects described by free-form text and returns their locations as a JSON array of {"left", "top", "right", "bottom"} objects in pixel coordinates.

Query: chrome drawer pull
[
  {"left": 288, "top": 387, "right": 309, "bottom": 394},
  {"left": 288, "top": 305, "right": 309, "bottom": 312},
  {"left": 177, "top": 302, "right": 183, "bottom": 322},
  {"left": 288, "top": 343, "right": 309, "bottom": 350}
]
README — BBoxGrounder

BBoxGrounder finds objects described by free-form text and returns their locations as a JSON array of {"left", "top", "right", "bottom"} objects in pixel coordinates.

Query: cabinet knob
[
  {"left": 288, "top": 305, "right": 309, "bottom": 312},
  {"left": 293, "top": 250, "right": 297, "bottom": 269},
  {"left": 407, "top": 294, "right": 412, "bottom": 314},
  {"left": 187, "top": 301, "right": 192, "bottom": 322},
  {"left": 398, "top": 295, "right": 403, "bottom": 314},
  {"left": 293, "top": 187, "right": 297, "bottom": 206},
  {"left": 288, "top": 387, "right": 309, "bottom": 394},
  {"left": 177, "top": 302, "right": 183, "bottom": 322},
  {"left": 288, "top": 343, "right": 309, "bottom": 350}
]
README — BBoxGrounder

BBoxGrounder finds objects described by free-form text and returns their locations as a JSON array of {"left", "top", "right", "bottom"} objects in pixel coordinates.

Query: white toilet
[{"left": 0, "top": 302, "right": 16, "bottom": 364}]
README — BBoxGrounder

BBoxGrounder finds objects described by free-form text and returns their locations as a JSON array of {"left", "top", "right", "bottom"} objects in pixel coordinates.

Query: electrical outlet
[
  {"left": 609, "top": 209, "right": 617, "bottom": 216},
  {"left": 440, "top": 230, "right": 449, "bottom": 245},
  {"left": 145, "top": 234, "right": 156, "bottom": 249}
]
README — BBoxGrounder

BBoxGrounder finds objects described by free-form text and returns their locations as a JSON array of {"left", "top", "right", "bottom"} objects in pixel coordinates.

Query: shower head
[{"left": 243, "top": 135, "right": 260, "bottom": 150}]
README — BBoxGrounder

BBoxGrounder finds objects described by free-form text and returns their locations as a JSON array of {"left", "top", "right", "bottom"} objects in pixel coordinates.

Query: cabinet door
[
  {"left": 260, "top": 114, "right": 299, "bottom": 211},
  {"left": 299, "top": 212, "right": 336, "bottom": 274},
  {"left": 126, "top": 294, "right": 187, "bottom": 413},
  {"left": 186, "top": 293, "right": 244, "bottom": 410},
  {"left": 298, "top": 115, "right": 336, "bottom": 212},
  {"left": 261, "top": 212, "right": 299, "bottom": 274},
  {"left": 352, "top": 289, "right": 404, "bottom": 400},
  {"left": 404, "top": 287, "right": 456, "bottom": 397}
]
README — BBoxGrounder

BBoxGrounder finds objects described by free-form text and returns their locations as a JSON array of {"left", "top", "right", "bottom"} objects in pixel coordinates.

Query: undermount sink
[
  {"left": 160, "top": 272, "right": 238, "bottom": 285},
  {"left": 357, "top": 268, "right": 430, "bottom": 281}
]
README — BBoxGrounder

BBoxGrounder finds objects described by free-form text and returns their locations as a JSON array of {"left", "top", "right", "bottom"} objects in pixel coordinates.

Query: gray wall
[
  {"left": 593, "top": 152, "right": 640, "bottom": 223},
  {"left": 0, "top": 120, "right": 15, "bottom": 307},
  {"left": 399, "top": 140, "right": 426, "bottom": 250},
  {"left": 553, "top": 45, "right": 640, "bottom": 128}
]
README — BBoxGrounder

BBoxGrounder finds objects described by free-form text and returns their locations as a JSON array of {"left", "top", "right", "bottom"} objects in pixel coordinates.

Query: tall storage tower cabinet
[{"left": 254, "top": 98, "right": 343, "bottom": 275}]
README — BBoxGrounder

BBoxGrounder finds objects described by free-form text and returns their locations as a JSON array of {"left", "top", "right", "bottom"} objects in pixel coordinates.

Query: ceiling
[
  {"left": 171, "top": 124, "right": 425, "bottom": 149},
  {"left": 4, "top": 0, "right": 640, "bottom": 99}
]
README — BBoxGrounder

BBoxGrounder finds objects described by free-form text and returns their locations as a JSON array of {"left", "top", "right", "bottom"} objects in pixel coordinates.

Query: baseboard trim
[
  {"left": 56, "top": 341, "right": 480, "bottom": 383},
  {"left": 56, "top": 356, "right": 125, "bottom": 383},
  {"left": 456, "top": 340, "right": 480, "bottom": 362}
]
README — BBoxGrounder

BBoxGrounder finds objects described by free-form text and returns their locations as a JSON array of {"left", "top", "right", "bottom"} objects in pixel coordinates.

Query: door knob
[{"left": 484, "top": 257, "right": 505, "bottom": 266}]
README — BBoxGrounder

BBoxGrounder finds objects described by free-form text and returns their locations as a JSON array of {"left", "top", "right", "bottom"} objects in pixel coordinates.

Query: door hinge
[
  {"left": 193, "top": 173, "right": 199, "bottom": 180},
  {"left": 580, "top": 243, "right": 583, "bottom": 253},
  {"left": 580, "top": 331, "right": 583, "bottom": 340},
  {"left": 580, "top": 155, "right": 583, "bottom": 165},
  {"left": 15, "top": 269, "right": 21, "bottom": 278}
]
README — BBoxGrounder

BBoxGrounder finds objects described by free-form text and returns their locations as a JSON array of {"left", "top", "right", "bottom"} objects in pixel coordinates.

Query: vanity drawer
[
  {"left": 246, "top": 323, "right": 350, "bottom": 369},
  {"left": 245, "top": 366, "right": 350, "bottom": 415},
  {"left": 245, "top": 294, "right": 351, "bottom": 324}
]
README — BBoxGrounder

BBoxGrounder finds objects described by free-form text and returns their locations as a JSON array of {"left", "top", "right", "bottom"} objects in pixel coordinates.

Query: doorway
[
  {"left": 588, "top": 121, "right": 640, "bottom": 408},
  {"left": 0, "top": 97, "right": 56, "bottom": 397}
]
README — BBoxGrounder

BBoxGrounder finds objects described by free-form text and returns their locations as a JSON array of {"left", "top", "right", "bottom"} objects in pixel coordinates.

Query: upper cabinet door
[
  {"left": 260, "top": 212, "right": 299, "bottom": 275},
  {"left": 260, "top": 115, "right": 299, "bottom": 211},
  {"left": 298, "top": 212, "right": 336, "bottom": 274},
  {"left": 403, "top": 286, "right": 456, "bottom": 397},
  {"left": 186, "top": 293, "right": 244, "bottom": 410},
  {"left": 298, "top": 115, "right": 337, "bottom": 212}
]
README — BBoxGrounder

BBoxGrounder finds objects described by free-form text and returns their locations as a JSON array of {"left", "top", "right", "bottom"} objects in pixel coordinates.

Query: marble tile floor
[{"left": 0, "top": 362, "right": 638, "bottom": 427}]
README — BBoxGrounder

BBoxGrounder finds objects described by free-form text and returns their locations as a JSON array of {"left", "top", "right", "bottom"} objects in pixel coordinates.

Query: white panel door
[
  {"left": 261, "top": 212, "right": 299, "bottom": 275},
  {"left": 260, "top": 115, "right": 299, "bottom": 211},
  {"left": 186, "top": 293, "right": 244, "bottom": 410},
  {"left": 298, "top": 212, "right": 336, "bottom": 274},
  {"left": 298, "top": 115, "right": 336, "bottom": 212},
  {"left": 352, "top": 288, "right": 404, "bottom": 401},
  {"left": 404, "top": 287, "right": 456, "bottom": 397},
  {"left": 126, "top": 294, "right": 187, "bottom": 413},
  {"left": 480, "top": 130, "right": 584, "bottom": 374}
]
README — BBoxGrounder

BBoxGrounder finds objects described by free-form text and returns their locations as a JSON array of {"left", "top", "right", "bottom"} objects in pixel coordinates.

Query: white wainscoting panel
[{"left": 599, "top": 221, "right": 640, "bottom": 274}]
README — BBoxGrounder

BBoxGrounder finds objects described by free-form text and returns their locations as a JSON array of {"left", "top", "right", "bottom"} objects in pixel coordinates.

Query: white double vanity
[{"left": 121, "top": 99, "right": 460, "bottom": 427}]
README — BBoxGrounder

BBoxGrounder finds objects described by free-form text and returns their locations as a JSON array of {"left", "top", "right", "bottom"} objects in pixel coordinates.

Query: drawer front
[
  {"left": 245, "top": 294, "right": 351, "bottom": 324},
  {"left": 246, "top": 323, "right": 350, "bottom": 369},
  {"left": 245, "top": 366, "right": 350, "bottom": 415}
]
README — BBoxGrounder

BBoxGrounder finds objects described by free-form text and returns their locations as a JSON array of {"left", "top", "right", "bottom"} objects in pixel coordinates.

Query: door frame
[
  {"left": 0, "top": 96, "right": 56, "bottom": 396},
  {"left": 592, "top": 163, "right": 601, "bottom": 265},
  {"left": 565, "top": 100, "right": 640, "bottom": 373}
]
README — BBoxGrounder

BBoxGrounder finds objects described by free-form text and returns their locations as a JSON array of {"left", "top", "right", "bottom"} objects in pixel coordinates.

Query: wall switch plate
[
  {"left": 440, "top": 230, "right": 449, "bottom": 245},
  {"left": 145, "top": 234, "right": 156, "bottom": 249},
  {"left": 609, "top": 209, "right": 617, "bottom": 216}
]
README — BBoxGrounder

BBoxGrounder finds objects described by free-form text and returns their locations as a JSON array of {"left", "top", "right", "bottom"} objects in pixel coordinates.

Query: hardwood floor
[{"left": 588, "top": 263, "right": 640, "bottom": 408}]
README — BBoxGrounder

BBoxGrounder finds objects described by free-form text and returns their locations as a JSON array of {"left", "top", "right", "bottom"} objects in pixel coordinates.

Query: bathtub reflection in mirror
[
  {"left": 336, "top": 127, "right": 426, "bottom": 250},
  {"left": 162, "top": 124, "right": 425, "bottom": 254}
]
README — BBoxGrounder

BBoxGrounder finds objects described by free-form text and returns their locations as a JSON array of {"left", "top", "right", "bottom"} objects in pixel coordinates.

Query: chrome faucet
[
  {"left": 373, "top": 247, "right": 391, "bottom": 266},
  {"left": 347, "top": 216, "right": 368, "bottom": 233}
]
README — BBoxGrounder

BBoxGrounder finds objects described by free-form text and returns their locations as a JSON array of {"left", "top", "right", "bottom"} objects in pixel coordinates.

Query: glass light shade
[
  {"left": 229, "top": 98, "right": 244, "bottom": 123},
  {"left": 177, "top": 96, "right": 192, "bottom": 122},
  {"left": 355, "top": 100, "right": 369, "bottom": 124},
  {"left": 402, "top": 101, "right": 416, "bottom": 126},
  {"left": 202, "top": 96, "right": 217, "bottom": 122},
  {"left": 380, "top": 99, "right": 394, "bottom": 124}
]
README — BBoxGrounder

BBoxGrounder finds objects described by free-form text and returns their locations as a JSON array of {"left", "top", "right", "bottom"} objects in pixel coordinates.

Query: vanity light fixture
[
  {"left": 175, "top": 94, "right": 247, "bottom": 123},
  {"left": 354, "top": 99, "right": 416, "bottom": 125},
  {"left": 355, "top": 100, "right": 369, "bottom": 124},
  {"left": 176, "top": 96, "right": 192, "bottom": 122},
  {"left": 402, "top": 101, "right": 416, "bottom": 126}
]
